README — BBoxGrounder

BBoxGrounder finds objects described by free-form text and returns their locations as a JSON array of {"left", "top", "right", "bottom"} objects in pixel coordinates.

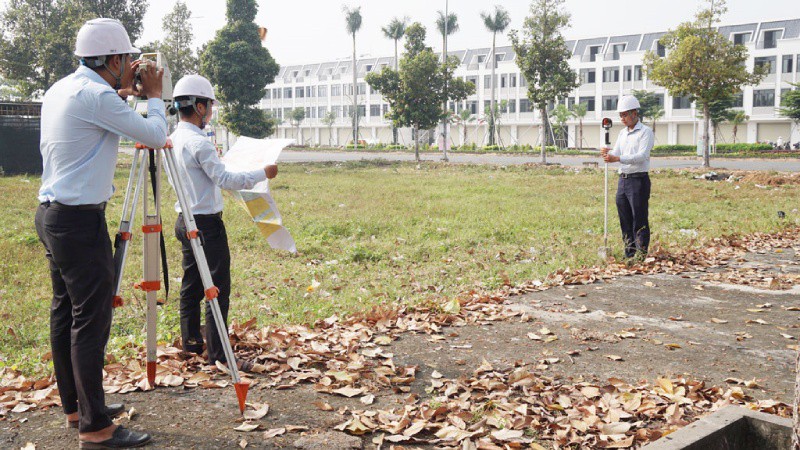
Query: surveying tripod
[{"left": 111, "top": 142, "right": 249, "bottom": 413}]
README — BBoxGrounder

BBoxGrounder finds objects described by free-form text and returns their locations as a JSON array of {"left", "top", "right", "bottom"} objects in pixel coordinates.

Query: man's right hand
[
  {"left": 139, "top": 62, "right": 164, "bottom": 100},
  {"left": 600, "top": 147, "right": 610, "bottom": 157},
  {"left": 264, "top": 164, "right": 278, "bottom": 179}
]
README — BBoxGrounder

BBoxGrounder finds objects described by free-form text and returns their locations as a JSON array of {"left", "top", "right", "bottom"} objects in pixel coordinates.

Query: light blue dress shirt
[
  {"left": 609, "top": 120, "right": 654, "bottom": 174},
  {"left": 38, "top": 66, "right": 168, "bottom": 205},
  {"left": 168, "top": 122, "right": 266, "bottom": 215}
]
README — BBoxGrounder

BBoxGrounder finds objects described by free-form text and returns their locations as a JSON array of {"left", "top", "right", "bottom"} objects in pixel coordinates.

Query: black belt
[
  {"left": 179, "top": 212, "right": 223, "bottom": 218},
  {"left": 41, "top": 201, "right": 106, "bottom": 211},
  {"left": 619, "top": 172, "right": 648, "bottom": 179}
]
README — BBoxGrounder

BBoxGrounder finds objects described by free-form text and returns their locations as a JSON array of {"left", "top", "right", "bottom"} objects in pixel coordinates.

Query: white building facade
[{"left": 261, "top": 18, "right": 800, "bottom": 149}]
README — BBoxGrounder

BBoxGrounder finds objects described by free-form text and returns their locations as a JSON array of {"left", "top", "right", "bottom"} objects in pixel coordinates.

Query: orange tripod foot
[{"left": 234, "top": 382, "right": 249, "bottom": 414}]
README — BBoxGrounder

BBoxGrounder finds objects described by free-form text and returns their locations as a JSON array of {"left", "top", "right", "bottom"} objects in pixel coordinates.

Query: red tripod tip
[
  {"left": 146, "top": 361, "right": 157, "bottom": 386},
  {"left": 234, "top": 382, "right": 249, "bottom": 414}
]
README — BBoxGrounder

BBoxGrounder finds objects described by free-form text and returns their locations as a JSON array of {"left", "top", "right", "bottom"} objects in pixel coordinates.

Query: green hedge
[{"left": 651, "top": 143, "right": 774, "bottom": 155}]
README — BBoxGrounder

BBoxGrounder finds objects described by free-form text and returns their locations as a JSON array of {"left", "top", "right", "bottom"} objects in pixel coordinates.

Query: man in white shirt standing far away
[
  {"left": 600, "top": 95, "right": 655, "bottom": 259},
  {"left": 35, "top": 18, "right": 166, "bottom": 448},
  {"left": 168, "top": 74, "right": 277, "bottom": 373}
]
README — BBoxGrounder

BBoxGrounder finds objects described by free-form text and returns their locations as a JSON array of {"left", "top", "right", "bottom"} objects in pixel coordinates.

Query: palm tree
[
  {"left": 480, "top": 5, "right": 511, "bottom": 147},
  {"left": 343, "top": 6, "right": 362, "bottom": 149},
  {"left": 730, "top": 110, "right": 748, "bottom": 144},
  {"left": 651, "top": 106, "right": 665, "bottom": 137},
  {"left": 551, "top": 104, "right": 571, "bottom": 150},
  {"left": 456, "top": 109, "right": 474, "bottom": 146},
  {"left": 321, "top": 110, "right": 337, "bottom": 147},
  {"left": 436, "top": 9, "right": 459, "bottom": 161},
  {"left": 382, "top": 17, "right": 407, "bottom": 145},
  {"left": 571, "top": 103, "right": 587, "bottom": 150}
]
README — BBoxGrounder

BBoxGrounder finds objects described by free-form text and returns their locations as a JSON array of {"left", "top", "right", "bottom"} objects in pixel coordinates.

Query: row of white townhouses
[{"left": 260, "top": 18, "right": 800, "bottom": 149}]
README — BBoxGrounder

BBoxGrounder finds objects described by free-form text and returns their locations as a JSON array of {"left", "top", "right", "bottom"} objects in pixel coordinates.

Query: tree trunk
[
  {"left": 489, "top": 32, "right": 497, "bottom": 147},
  {"left": 794, "top": 347, "right": 800, "bottom": 449},
  {"left": 414, "top": 124, "right": 420, "bottom": 162},
  {"left": 702, "top": 104, "right": 710, "bottom": 168},
  {"left": 540, "top": 107, "right": 548, "bottom": 164},
  {"left": 441, "top": 31, "right": 449, "bottom": 161},
  {"left": 352, "top": 33, "right": 358, "bottom": 150},
  {"left": 578, "top": 118, "right": 583, "bottom": 150},
  {"left": 392, "top": 39, "right": 398, "bottom": 146},
  {"left": 463, "top": 124, "right": 467, "bottom": 146},
  {"left": 732, "top": 124, "right": 738, "bottom": 144}
]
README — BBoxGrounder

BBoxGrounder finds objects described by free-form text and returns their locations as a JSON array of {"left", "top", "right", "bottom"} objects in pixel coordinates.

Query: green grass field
[{"left": 1, "top": 158, "right": 796, "bottom": 375}]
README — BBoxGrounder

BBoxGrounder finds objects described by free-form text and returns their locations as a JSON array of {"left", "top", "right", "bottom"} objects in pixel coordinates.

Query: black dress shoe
[
  {"left": 79, "top": 426, "right": 152, "bottom": 448},
  {"left": 67, "top": 404, "right": 127, "bottom": 429}
]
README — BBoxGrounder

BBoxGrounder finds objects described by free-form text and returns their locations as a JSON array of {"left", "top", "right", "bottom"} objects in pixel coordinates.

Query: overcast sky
[{"left": 59, "top": 0, "right": 800, "bottom": 66}]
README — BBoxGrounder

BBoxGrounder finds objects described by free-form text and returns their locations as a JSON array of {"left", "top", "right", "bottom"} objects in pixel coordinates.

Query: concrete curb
[{"left": 643, "top": 406, "right": 792, "bottom": 450}]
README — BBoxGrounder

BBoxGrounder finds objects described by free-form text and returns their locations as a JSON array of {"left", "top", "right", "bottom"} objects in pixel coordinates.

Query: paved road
[{"left": 278, "top": 150, "right": 800, "bottom": 172}]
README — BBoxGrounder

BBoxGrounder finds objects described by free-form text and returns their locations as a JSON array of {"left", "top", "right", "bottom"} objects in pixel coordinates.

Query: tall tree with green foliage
[
  {"left": 436, "top": 9, "right": 458, "bottom": 160},
  {"left": 321, "top": 110, "right": 337, "bottom": 146},
  {"left": 481, "top": 5, "right": 511, "bottom": 147},
  {"left": 365, "top": 23, "right": 474, "bottom": 161},
  {"left": 643, "top": 0, "right": 764, "bottom": 167},
  {"left": 697, "top": 94, "right": 736, "bottom": 150},
  {"left": 289, "top": 107, "right": 305, "bottom": 143},
  {"left": 571, "top": 102, "right": 587, "bottom": 150},
  {"left": 510, "top": 0, "right": 578, "bottom": 164},
  {"left": 382, "top": 16, "right": 407, "bottom": 145},
  {"left": 729, "top": 110, "right": 748, "bottom": 144},
  {"left": 343, "top": 6, "right": 362, "bottom": 148},
  {"left": 0, "top": 0, "right": 80, "bottom": 97},
  {"left": 157, "top": 0, "right": 196, "bottom": 82},
  {"left": 200, "top": 0, "right": 279, "bottom": 138},
  {"left": 69, "top": 0, "right": 148, "bottom": 42},
  {"left": 779, "top": 83, "right": 800, "bottom": 126}
]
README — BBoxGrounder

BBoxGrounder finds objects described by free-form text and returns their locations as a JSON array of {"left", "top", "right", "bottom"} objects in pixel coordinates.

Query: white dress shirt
[
  {"left": 168, "top": 122, "right": 266, "bottom": 215},
  {"left": 609, "top": 120, "right": 654, "bottom": 174},
  {"left": 38, "top": 65, "right": 168, "bottom": 205}
]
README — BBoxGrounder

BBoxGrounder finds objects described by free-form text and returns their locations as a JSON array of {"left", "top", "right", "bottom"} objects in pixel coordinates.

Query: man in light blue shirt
[
  {"left": 168, "top": 74, "right": 276, "bottom": 372},
  {"left": 601, "top": 95, "right": 655, "bottom": 258},
  {"left": 34, "top": 18, "right": 165, "bottom": 448}
]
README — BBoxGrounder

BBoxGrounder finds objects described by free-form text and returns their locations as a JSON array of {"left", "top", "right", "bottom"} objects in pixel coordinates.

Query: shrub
[
  {"left": 715, "top": 143, "right": 772, "bottom": 153},
  {"left": 482, "top": 145, "right": 500, "bottom": 151}
]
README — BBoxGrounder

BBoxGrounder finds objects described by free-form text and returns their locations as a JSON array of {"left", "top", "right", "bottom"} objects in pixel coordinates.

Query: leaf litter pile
[{"left": 2, "top": 228, "right": 799, "bottom": 448}]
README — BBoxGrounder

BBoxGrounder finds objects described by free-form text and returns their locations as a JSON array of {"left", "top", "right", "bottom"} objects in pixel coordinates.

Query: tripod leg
[
  {"left": 161, "top": 146, "right": 249, "bottom": 414},
  {"left": 113, "top": 148, "right": 147, "bottom": 307}
]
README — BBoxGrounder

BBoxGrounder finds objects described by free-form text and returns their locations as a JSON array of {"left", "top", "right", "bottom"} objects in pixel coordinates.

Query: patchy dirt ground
[{"left": 2, "top": 246, "right": 798, "bottom": 449}]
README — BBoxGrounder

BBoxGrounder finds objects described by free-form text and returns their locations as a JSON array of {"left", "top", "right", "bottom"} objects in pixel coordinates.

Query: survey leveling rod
[{"left": 601, "top": 118, "right": 613, "bottom": 259}]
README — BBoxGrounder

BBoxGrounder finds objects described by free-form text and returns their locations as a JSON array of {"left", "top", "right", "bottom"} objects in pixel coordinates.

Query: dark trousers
[
  {"left": 34, "top": 203, "right": 114, "bottom": 433},
  {"left": 175, "top": 214, "right": 231, "bottom": 364},
  {"left": 615, "top": 174, "right": 651, "bottom": 258}
]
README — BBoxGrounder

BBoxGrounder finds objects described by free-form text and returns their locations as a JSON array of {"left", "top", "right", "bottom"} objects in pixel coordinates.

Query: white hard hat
[
  {"left": 75, "top": 18, "right": 140, "bottom": 57},
  {"left": 173, "top": 74, "right": 216, "bottom": 101},
  {"left": 617, "top": 95, "right": 641, "bottom": 113}
]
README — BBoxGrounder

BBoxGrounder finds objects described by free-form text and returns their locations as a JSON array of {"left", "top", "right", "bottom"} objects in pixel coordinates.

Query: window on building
[
  {"left": 780, "top": 88, "right": 790, "bottom": 103},
  {"left": 304, "top": 70, "right": 310, "bottom": 77},
  {"left": 358, "top": 105, "right": 366, "bottom": 118},
  {"left": 623, "top": 66, "right": 632, "bottom": 82},
  {"left": 732, "top": 92, "right": 744, "bottom": 107},
  {"left": 357, "top": 83, "right": 367, "bottom": 95},
  {"left": 306, "top": 86, "right": 313, "bottom": 97},
  {"left": 264, "top": 90, "right": 271, "bottom": 100},
  {"left": 292, "top": 70, "right": 298, "bottom": 78},
  {"left": 370, "top": 104, "right": 381, "bottom": 117},
  {"left": 318, "top": 85, "right": 327, "bottom": 97},
  {"left": 295, "top": 87, "right": 304, "bottom": 98},
  {"left": 520, "top": 75, "right": 528, "bottom": 87},
  {"left": 656, "top": 42, "right": 666, "bottom": 57},
  {"left": 318, "top": 106, "right": 327, "bottom": 117},
  {"left": 484, "top": 75, "right": 492, "bottom": 89},
  {"left": 477, "top": 54, "right": 487, "bottom": 63},
  {"left": 510, "top": 74, "right": 517, "bottom": 88},
  {"left": 500, "top": 74, "right": 507, "bottom": 88},
  {"left": 732, "top": 32, "right": 750, "bottom": 45},
  {"left": 762, "top": 30, "right": 780, "bottom": 49},
  {"left": 580, "top": 69, "right": 596, "bottom": 84},
  {"left": 797, "top": 54, "right": 800, "bottom": 72},
  {"left": 305, "top": 107, "right": 312, "bottom": 119},
  {"left": 519, "top": 99, "right": 532, "bottom": 113},
  {"left": 672, "top": 96, "right": 692, "bottom": 109},
  {"left": 366, "top": 64, "right": 373, "bottom": 72},
  {"left": 284, "top": 87, "right": 292, "bottom": 99},
  {"left": 588, "top": 45, "right": 601, "bottom": 62},
  {"left": 634, "top": 65, "right": 643, "bottom": 81},
  {"left": 753, "top": 89, "right": 775, "bottom": 107},
  {"left": 382, "top": 104, "right": 390, "bottom": 116},
  {"left": 331, "top": 85, "right": 341, "bottom": 96},
  {"left": 283, "top": 107, "right": 291, "bottom": 118},
  {"left": 273, "top": 88, "right": 281, "bottom": 99},
  {"left": 468, "top": 101, "right": 478, "bottom": 114},
  {"left": 466, "top": 76, "right": 478, "bottom": 88},
  {"left": 602, "top": 67, "right": 619, "bottom": 83},
  {"left": 654, "top": 94, "right": 665, "bottom": 107},
  {"left": 602, "top": 96, "right": 618, "bottom": 111},
  {"left": 609, "top": 43, "right": 625, "bottom": 60},
  {"left": 579, "top": 96, "right": 595, "bottom": 112},
  {"left": 782, "top": 55, "right": 794, "bottom": 73},
  {"left": 755, "top": 56, "right": 776, "bottom": 74},
  {"left": 484, "top": 100, "right": 491, "bottom": 112},
  {"left": 508, "top": 99, "right": 517, "bottom": 113}
]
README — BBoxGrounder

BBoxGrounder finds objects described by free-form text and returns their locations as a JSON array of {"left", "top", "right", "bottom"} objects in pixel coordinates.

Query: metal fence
[{"left": 0, "top": 102, "right": 42, "bottom": 175}]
